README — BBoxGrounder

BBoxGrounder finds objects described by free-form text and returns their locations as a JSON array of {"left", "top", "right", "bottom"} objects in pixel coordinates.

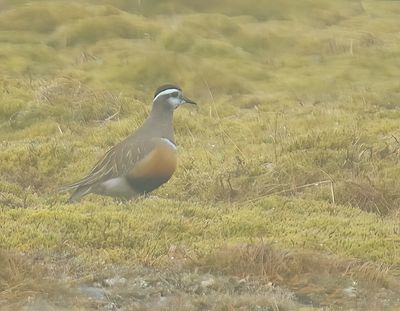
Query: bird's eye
[{"left": 171, "top": 92, "right": 179, "bottom": 97}]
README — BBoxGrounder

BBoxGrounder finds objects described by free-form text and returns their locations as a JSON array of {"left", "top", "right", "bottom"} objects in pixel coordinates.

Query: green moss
[
  {"left": 0, "top": 197, "right": 399, "bottom": 267},
  {"left": 56, "top": 14, "right": 160, "bottom": 47}
]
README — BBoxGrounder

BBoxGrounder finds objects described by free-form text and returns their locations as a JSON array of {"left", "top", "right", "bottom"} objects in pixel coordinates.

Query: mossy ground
[{"left": 1, "top": 0, "right": 400, "bottom": 309}]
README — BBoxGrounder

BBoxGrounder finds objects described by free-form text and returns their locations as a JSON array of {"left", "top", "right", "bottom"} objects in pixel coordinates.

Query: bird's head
[{"left": 153, "top": 84, "right": 197, "bottom": 110}]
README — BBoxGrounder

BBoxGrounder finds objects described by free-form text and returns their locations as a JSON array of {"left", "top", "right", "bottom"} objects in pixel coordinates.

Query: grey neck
[{"left": 142, "top": 103, "right": 175, "bottom": 141}]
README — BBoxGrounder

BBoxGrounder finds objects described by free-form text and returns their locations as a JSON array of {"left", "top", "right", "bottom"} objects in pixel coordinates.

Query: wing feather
[{"left": 60, "top": 137, "right": 154, "bottom": 191}]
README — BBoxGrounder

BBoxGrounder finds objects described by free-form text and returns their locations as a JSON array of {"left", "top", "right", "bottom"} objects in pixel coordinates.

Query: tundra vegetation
[{"left": 1, "top": 0, "right": 400, "bottom": 310}]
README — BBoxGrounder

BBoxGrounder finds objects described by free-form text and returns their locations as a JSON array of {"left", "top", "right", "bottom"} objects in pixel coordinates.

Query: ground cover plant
[{"left": 1, "top": 0, "right": 400, "bottom": 309}]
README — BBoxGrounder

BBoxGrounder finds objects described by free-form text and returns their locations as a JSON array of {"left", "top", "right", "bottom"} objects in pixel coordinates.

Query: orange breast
[{"left": 131, "top": 142, "right": 177, "bottom": 179}]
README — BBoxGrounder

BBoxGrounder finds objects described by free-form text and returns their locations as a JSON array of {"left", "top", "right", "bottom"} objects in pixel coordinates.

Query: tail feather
[
  {"left": 67, "top": 185, "right": 93, "bottom": 203},
  {"left": 59, "top": 179, "right": 90, "bottom": 193}
]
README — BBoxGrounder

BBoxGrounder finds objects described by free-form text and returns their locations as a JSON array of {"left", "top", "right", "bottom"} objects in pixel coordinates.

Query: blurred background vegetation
[{"left": 1, "top": 0, "right": 400, "bottom": 309}]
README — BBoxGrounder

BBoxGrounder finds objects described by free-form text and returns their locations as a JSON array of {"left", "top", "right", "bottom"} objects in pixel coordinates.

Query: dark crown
[{"left": 154, "top": 84, "right": 181, "bottom": 99}]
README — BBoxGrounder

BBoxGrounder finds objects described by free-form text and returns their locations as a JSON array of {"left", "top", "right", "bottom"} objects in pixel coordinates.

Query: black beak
[{"left": 182, "top": 95, "right": 197, "bottom": 105}]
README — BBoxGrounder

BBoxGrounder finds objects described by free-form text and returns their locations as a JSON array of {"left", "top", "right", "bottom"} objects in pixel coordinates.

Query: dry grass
[
  {"left": 1, "top": 243, "right": 398, "bottom": 310},
  {"left": 197, "top": 242, "right": 399, "bottom": 288},
  {"left": 196, "top": 242, "right": 400, "bottom": 309},
  {"left": 0, "top": 250, "right": 57, "bottom": 304}
]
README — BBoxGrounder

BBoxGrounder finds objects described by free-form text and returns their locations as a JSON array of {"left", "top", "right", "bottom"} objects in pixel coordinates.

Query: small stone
[
  {"left": 104, "top": 276, "right": 127, "bottom": 287},
  {"left": 201, "top": 276, "right": 215, "bottom": 288},
  {"left": 343, "top": 286, "right": 357, "bottom": 297}
]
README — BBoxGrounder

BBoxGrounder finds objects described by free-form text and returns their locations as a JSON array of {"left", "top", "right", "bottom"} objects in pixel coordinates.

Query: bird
[{"left": 61, "top": 84, "right": 197, "bottom": 203}]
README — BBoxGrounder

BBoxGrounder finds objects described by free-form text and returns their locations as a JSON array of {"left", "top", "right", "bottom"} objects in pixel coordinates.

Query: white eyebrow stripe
[{"left": 153, "top": 88, "right": 180, "bottom": 102}]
